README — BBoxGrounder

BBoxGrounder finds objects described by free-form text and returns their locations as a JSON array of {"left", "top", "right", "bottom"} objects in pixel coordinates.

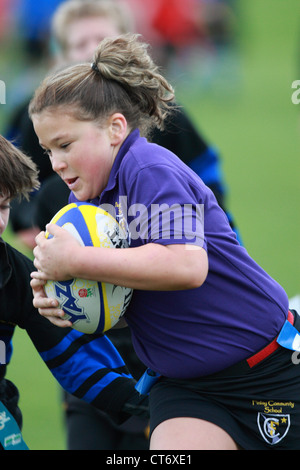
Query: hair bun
[{"left": 30, "top": 33, "right": 175, "bottom": 138}]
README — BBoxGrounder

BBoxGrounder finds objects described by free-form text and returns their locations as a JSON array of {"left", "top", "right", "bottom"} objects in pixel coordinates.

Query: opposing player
[
  {"left": 0, "top": 134, "right": 148, "bottom": 450},
  {"left": 29, "top": 34, "right": 300, "bottom": 450}
]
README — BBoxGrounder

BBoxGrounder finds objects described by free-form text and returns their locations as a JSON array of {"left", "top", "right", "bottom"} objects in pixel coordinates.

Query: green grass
[
  {"left": 6, "top": 329, "right": 66, "bottom": 450},
  {"left": 175, "top": 0, "right": 300, "bottom": 294},
  {"left": 1, "top": 0, "right": 300, "bottom": 450}
]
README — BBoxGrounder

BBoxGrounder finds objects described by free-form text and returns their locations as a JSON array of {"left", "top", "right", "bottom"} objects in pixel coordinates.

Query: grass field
[{"left": 0, "top": 0, "right": 299, "bottom": 450}]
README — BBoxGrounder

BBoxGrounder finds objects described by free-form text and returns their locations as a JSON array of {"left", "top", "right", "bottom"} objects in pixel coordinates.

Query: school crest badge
[{"left": 257, "top": 412, "right": 290, "bottom": 445}]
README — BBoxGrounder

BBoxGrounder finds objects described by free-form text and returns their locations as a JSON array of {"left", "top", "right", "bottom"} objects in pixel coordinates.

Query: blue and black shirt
[{"left": 0, "top": 238, "right": 147, "bottom": 429}]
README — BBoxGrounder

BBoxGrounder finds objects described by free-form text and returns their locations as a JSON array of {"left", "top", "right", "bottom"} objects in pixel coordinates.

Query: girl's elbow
[
  {"left": 185, "top": 249, "right": 208, "bottom": 289},
  {"left": 165, "top": 244, "right": 208, "bottom": 290},
  {"left": 185, "top": 270, "right": 207, "bottom": 290}
]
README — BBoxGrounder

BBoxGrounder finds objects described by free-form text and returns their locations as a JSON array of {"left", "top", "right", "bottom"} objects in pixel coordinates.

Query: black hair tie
[{"left": 91, "top": 62, "right": 100, "bottom": 74}]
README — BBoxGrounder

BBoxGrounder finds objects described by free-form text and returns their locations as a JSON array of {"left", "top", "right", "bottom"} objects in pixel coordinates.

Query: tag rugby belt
[
  {"left": 136, "top": 310, "right": 300, "bottom": 394},
  {"left": 247, "top": 310, "right": 295, "bottom": 368}
]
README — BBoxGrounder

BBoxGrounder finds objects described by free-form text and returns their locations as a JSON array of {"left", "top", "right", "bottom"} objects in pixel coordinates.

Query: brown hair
[
  {"left": 29, "top": 34, "right": 175, "bottom": 136},
  {"left": 0, "top": 135, "right": 40, "bottom": 200},
  {"left": 52, "top": 0, "right": 134, "bottom": 53}
]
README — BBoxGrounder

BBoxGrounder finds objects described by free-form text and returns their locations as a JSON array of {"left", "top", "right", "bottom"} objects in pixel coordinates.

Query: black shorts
[{"left": 149, "top": 310, "right": 300, "bottom": 450}]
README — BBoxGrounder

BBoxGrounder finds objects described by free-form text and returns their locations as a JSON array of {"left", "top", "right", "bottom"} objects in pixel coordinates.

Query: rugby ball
[{"left": 44, "top": 202, "right": 133, "bottom": 334}]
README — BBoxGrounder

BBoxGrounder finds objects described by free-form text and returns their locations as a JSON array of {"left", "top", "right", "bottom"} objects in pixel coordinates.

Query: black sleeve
[
  {"left": 34, "top": 173, "right": 70, "bottom": 230},
  {"left": 19, "top": 107, "right": 53, "bottom": 183},
  {"left": 150, "top": 106, "right": 208, "bottom": 163}
]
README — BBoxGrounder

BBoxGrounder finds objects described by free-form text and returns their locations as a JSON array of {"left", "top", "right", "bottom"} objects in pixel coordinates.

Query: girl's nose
[{"left": 51, "top": 153, "right": 67, "bottom": 173}]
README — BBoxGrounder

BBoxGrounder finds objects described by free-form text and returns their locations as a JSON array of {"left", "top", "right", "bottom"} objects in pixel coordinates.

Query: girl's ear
[{"left": 108, "top": 113, "right": 128, "bottom": 146}]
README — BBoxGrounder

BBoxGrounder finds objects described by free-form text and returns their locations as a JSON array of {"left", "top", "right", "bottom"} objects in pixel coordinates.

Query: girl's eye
[
  {"left": 0, "top": 204, "right": 11, "bottom": 211},
  {"left": 61, "top": 143, "right": 70, "bottom": 149}
]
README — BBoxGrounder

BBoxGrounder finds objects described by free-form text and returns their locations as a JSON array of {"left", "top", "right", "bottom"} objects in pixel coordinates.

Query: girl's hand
[
  {"left": 30, "top": 277, "right": 72, "bottom": 328},
  {"left": 32, "top": 224, "right": 80, "bottom": 281}
]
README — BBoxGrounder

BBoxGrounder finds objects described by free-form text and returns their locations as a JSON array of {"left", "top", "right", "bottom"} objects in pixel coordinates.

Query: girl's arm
[
  {"left": 32, "top": 224, "right": 208, "bottom": 291},
  {"left": 31, "top": 224, "right": 208, "bottom": 327}
]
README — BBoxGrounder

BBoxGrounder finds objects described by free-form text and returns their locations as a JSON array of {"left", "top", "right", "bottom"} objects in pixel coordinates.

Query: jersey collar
[{"left": 104, "top": 129, "right": 140, "bottom": 194}]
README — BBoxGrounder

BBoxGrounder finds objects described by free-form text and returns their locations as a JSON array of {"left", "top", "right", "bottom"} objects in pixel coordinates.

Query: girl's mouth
[{"left": 65, "top": 177, "right": 78, "bottom": 189}]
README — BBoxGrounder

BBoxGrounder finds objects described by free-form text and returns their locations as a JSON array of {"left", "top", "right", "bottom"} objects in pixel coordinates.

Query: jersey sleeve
[{"left": 126, "top": 163, "right": 206, "bottom": 250}]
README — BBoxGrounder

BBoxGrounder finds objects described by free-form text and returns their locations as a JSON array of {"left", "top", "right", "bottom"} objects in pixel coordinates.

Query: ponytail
[{"left": 29, "top": 34, "right": 175, "bottom": 136}]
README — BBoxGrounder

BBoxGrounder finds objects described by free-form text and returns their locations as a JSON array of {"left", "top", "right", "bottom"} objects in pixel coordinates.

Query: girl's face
[
  {"left": 32, "top": 109, "right": 126, "bottom": 201},
  {"left": 65, "top": 16, "right": 122, "bottom": 62},
  {"left": 0, "top": 195, "right": 10, "bottom": 237}
]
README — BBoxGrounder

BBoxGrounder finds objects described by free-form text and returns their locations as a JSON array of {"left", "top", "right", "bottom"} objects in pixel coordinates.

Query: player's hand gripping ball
[{"left": 44, "top": 203, "right": 133, "bottom": 334}]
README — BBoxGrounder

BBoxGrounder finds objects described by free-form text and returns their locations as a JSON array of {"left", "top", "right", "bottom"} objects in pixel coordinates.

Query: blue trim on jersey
[
  {"left": 40, "top": 329, "right": 128, "bottom": 369},
  {"left": 189, "top": 147, "right": 243, "bottom": 245},
  {"left": 39, "top": 330, "right": 132, "bottom": 396},
  {"left": 81, "top": 371, "right": 130, "bottom": 403},
  {"left": 39, "top": 329, "right": 84, "bottom": 362},
  {"left": 189, "top": 147, "right": 226, "bottom": 193},
  {"left": 50, "top": 356, "right": 127, "bottom": 395}
]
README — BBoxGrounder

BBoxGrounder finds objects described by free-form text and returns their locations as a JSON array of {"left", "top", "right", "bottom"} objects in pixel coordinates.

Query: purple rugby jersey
[{"left": 69, "top": 130, "right": 289, "bottom": 378}]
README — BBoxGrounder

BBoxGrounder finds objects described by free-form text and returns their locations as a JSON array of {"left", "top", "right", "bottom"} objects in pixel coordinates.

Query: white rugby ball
[{"left": 44, "top": 202, "right": 132, "bottom": 334}]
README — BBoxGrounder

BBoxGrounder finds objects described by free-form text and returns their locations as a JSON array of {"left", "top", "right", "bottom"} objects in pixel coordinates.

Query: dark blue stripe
[
  {"left": 40, "top": 332, "right": 132, "bottom": 395},
  {"left": 97, "top": 282, "right": 105, "bottom": 334},
  {"left": 39, "top": 329, "right": 84, "bottom": 361},
  {"left": 81, "top": 372, "right": 131, "bottom": 403}
]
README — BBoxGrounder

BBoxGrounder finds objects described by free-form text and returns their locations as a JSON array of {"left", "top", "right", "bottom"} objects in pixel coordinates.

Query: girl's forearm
[{"left": 69, "top": 243, "right": 208, "bottom": 291}]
